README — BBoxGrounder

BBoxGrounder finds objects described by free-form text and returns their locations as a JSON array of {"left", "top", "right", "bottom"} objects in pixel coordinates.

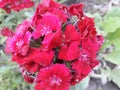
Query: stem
[{"left": 90, "top": 73, "right": 102, "bottom": 79}]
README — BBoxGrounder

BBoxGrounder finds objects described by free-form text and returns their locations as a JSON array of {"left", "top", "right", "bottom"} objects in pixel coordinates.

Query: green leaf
[
  {"left": 101, "top": 68, "right": 120, "bottom": 88},
  {"left": 102, "top": 16, "right": 120, "bottom": 33},
  {"left": 104, "top": 50, "right": 120, "bottom": 65},
  {"left": 102, "top": 28, "right": 120, "bottom": 51},
  {"left": 109, "top": 69, "right": 120, "bottom": 88},
  {"left": 74, "top": 76, "right": 90, "bottom": 90},
  {"left": 104, "top": 6, "right": 120, "bottom": 19},
  {"left": 93, "top": 13, "right": 102, "bottom": 28}
]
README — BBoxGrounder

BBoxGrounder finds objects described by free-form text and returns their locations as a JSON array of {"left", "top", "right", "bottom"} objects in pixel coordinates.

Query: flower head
[{"left": 35, "top": 64, "right": 72, "bottom": 90}]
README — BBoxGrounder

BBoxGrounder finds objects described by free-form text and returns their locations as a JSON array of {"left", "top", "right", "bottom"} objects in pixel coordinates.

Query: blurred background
[{"left": 0, "top": 0, "right": 120, "bottom": 90}]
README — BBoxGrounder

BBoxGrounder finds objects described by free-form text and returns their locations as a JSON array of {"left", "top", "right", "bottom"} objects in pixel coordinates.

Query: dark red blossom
[
  {"left": 35, "top": 64, "right": 72, "bottom": 90},
  {"left": 42, "top": 29, "right": 62, "bottom": 50},
  {"left": 22, "top": 68, "right": 35, "bottom": 84},
  {"left": 69, "top": 4, "right": 84, "bottom": 19},
  {"left": 33, "top": 50, "right": 54, "bottom": 67},
  {"left": 23, "top": 61, "right": 40, "bottom": 73},
  {"left": 71, "top": 38, "right": 100, "bottom": 84},
  {"left": 63, "top": 24, "right": 80, "bottom": 45},
  {"left": 23, "top": 75, "right": 35, "bottom": 84},
  {"left": 58, "top": 42, "right": 80, "bottom": 61},
  {"left": 0, "top": 27, "right": 14, "bottom": 37},
  {"left": 12, "top": 48, "right": 54, "bottom": 68},
  {"left": 0, "top": 0, "right": 34, "bottom": 13},
  {"left": 78, "top": 17, "right": 96, "bottom": 39},
  {"left": 11, "top": 0, "right": 34, "bottom": 11},
  {"left": 32, "top": 0, "right": 67, "bottom": 26}
]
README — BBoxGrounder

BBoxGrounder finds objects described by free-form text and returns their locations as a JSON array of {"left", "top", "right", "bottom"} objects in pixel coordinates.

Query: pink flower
[
  {"left": 15, "top": 20, "right": 32, "bottom": 35},
  {"left": 5, "top": 31, "right": 31, "bottom": 55},
  {"left": 33, "top": 14, "right": 61, "bottom": 39},
  {"left": 35, "top": 64, "right": 72, "bottom": 90},
  {"left": 5, "top": 20, "right": 32, "bottom": 55}
]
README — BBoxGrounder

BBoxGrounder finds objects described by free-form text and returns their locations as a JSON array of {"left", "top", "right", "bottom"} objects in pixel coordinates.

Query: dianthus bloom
[
  {"left": 4, "top": 0, "right": 103, "bottom": 90},
  {"left": 35, "top": 64, "right": 72, "bottom": 90},
  {"left": 0, "top": 0, "right": 34, "bottom": 13}
]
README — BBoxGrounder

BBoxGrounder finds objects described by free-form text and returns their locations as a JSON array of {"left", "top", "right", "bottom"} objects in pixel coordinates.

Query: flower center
[
  {"left": 16, "top": 40, "right": 24, "bottom": 48},
  {"left": 49, "top": 75, "right": 62, "bottom": 86},
  {"left": 78, "top": 51, "right": 90, "bottom": 61},
  {"left": 41, "top": 26, "right": 51, "bottom": 36}
]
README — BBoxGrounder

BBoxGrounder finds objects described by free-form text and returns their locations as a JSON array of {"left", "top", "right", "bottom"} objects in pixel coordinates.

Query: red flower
[
  {"left": 22, "top": 68, "right": 35, "bottom": 84},
  {"left": 11, "top": 0, "right": 34, "bottom": 11},
  {"left": 94, "top": 35, "right": 104, "bottom": 51},
  {"left": 5, "top": 31, "right": 31, "bottom": 55},
  {"left": 23, "top": 74, "right": 35, "bottom": 84},
  {"left": 71, "top": 60, "right": 90, "bottom": 85},
  {"left": 82, "top": 38, "right": 102, "bottom": 55},
  {"left": 33, "top": 50, "right": 54, "bottom": 67},
  {"left": 63, "top": 24, "right": 80, "bottom": 45},
  {"left": 3, "top": 0, "right": 103, "bottom": 89},
  {"left": 0, "top": 0, "right": 12, "bottom": 13},
  {"left": 71, "top": 59, "right": 99, "bottom": 84},
  {"left": 12, "top": 48, "right": 54, "bottom": 67},
  {"left": 58, "top": 42, "right": 80, "bottom": 61},
  {"left": 58, "top": 24, "right": 80, "bottom": 61},
  {"left": 33, "top": 13, "right": 61, "bottom": 39},
  {"left": 42, "top": 29, "right": 62, "bottom": 50},
  {"left": 5, "top": 20, "right": 32, "bottom": 55},
  {"left": 35, "top": 64, "right": 72, "bottom": 90},
  {"left": 78, "top": 17, "right": 96, "bottom": 39},
  {"left": 0, "top": 27, "right": 14, "bottom": 37},
  {"left": 23, "top": 61, "right": 40, "bottom": 73},
  {"left": 70, "top": 38, "right": 100, "bottom": 84},
  {"left": 32, "top": 0, "right": 67, "bottom": 26},
  {"left": 0, "top": 0, "right": 34, "bottom": 13},
  {"left": 69, "top": 4, "right": 84, "bottom": 19},
  {"left": 35, "top": 0, "right": 60, "bottom": 14}
]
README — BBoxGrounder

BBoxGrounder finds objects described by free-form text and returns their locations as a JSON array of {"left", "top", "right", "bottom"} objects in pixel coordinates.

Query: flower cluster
[
  {"left": 0, "top": 0, "right": 34, "bottom": 13},
  {"left": 4, "top": 0, "right": 103, "bottom": 90}
]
